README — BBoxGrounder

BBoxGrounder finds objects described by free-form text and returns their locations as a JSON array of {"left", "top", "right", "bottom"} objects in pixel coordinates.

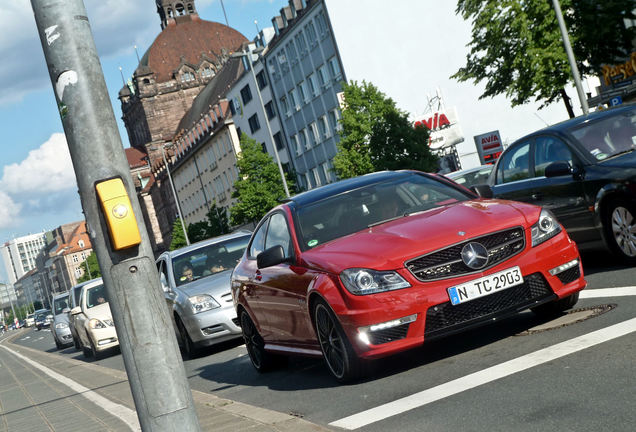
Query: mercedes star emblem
[{"left": 461, "top": 242, "right": 489, "bottom": 269}]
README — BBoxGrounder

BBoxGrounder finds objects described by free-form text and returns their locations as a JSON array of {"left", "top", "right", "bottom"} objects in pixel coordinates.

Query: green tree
[
  {"left": 333, "top": 80, "right": 437, "bottom": 179},
  {"left": 453, "top": 0, "right": 635, "bottom": 116},
  {"left": 169, "top": 218, "right": 188, "bottom": 250},
  {"left": 207, "top": 201, "right": 231, "bottom": 237},
  {"left": 231, "top": 133, "right": 293, "bottom": 226},
  {"left": 187, "top": 221, "right": 210, "bottom": 243},
  {"left": 77, "top": 252, "right": 101, "bottom": 282}
]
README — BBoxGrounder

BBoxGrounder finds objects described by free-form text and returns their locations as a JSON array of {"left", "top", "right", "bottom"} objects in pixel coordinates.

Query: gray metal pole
[
  {"left": 30, "top": 1, "right": 201, "bottom": 430},
  {"left": 244, "top": 48, "right": 291, "bottom": 198},
  {"left": 160, "top": 145, "right": 190, "bottom": 246},
  {"left": 551, "top": 0, "right": 590, "bottom": 115}
]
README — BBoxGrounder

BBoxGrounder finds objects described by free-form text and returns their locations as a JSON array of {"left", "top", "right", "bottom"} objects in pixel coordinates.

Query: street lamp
[
  {"left": 155, "top": 143, "right": 190, "bottom": 246},
  {"left": 232, "top": 47, "right": 291, "bottom": 198}
]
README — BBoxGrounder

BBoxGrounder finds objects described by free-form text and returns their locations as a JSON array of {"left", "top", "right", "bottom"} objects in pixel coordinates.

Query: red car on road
[{"left": 232, "top": 171, "right": 586, "bottom": 382}]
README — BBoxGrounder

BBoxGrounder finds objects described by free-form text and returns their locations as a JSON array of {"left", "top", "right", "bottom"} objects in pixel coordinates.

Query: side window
[
  {"left": 249, "top": 218, "right": 269, "bottom": 258},
  {"left": 534, "top": 136, "right": 573, "bottom": 177},
  {"left": 264, "top": 213, "right": 292, "bottom": 258},
  {"left": 497, "top": 142, "right": 530, "bottom": 184},
  {"left": 157, "top": 259, "right": 169, "bottom": 288}
]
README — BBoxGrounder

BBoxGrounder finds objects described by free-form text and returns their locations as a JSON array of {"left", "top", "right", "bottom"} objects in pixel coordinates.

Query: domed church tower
[{"left": 119, "top": 0, "right": 247, "bottom": 160}]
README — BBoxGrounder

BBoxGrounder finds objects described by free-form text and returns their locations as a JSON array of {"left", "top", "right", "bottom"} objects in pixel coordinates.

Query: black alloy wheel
[
  {"left": 314, "top": 300, "right": 363, "bottom": 383},
  {"left": 604, "top": 201, "right": 636, "bottom": 261},
  {"left": 240, "top": 310, "right": 278, "bottom": 372},
  {"left": 73, "top": 334, "right": 81, "bottom": 350}
]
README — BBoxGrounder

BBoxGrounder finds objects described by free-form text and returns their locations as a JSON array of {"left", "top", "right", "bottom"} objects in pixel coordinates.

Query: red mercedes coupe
[{"left": 231, "top": 170, "right": 586, "bottom": 382}]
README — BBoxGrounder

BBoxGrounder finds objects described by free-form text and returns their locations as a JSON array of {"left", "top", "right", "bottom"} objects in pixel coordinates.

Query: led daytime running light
[{"left": 549, "top": 259, "right": 579, "bottom": 276}]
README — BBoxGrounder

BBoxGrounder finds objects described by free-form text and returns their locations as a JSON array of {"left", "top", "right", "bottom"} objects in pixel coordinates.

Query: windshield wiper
[{"left": 367, "top": 213, "right": 410, "bottom": 228}]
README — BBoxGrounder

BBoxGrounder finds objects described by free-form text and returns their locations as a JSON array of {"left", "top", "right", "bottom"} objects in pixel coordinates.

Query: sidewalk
[{"left": 0, "top": 330, "right": 331, "bottom": 431}]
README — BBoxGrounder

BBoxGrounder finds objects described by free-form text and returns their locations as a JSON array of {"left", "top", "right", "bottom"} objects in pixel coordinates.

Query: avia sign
[
  {"left": 412, "top": 107, "right": 464, "bottom": 150},
  {"left": 474, "top": 130, "right": 503, "bottom": 164}
]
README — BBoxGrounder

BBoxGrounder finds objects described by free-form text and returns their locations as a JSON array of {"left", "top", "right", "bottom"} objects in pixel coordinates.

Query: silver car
[
  {"left": 67, "top": 280, "right": 94, "bottom": 350},
  {"left": 156, "top": 231, "right": 251, "bottom": 357},
  {"left": 51, "top": 292, "right": 73, "bottom": 349}
]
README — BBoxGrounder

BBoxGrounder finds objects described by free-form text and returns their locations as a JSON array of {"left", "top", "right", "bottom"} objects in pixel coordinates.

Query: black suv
[{"left": 487, "top": 104, "right": 636, "bottom": 260}]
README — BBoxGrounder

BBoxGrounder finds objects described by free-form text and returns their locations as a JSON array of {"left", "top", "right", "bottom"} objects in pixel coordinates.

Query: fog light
[
  {"left": 549, "top": 259, "right": 579, "bottom": 276},
  {"left": 357, "top": 314, "right": 418, "bottom": 345}
]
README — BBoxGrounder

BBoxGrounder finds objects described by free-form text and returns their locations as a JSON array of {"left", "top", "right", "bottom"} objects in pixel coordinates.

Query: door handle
[
  {"left": 255, "top": 270, "right": 262, "bottom": 281},
  {"left": 531, "top": 192, "right": 543, "bottom": 200}
]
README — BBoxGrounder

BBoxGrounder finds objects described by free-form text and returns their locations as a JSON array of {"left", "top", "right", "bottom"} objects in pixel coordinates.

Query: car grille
[
  {"left": 368, "top": 323, "right": 410, "bottom": 345},
  {"left": 406, "top": 227, "right": 525, "bottom": 281},
  {"left": 232, "top": 317, "right": 241, "bottom": 327},
  {"left": 424, "top": 273, "right": 554, "bottom": 339},
  {"left": 556, "top": 266, "right": 580, "bottom": 285}
]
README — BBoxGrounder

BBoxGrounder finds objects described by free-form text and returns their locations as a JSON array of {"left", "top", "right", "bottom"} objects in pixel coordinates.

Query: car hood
[
  {"left": 53, "top": 314, "right": 69, "bottom": 325},
  {"left": 176, "top": 270, "right": 232, "bottom": 297},
  {"left": 300, "top": 199, "right": 540, "bottom": 273},
  {"left": 84, "top": 303, "right": 113, "bottom": 321}
]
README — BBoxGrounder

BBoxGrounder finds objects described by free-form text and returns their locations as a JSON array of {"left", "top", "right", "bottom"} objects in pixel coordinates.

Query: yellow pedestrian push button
[{"left": 96, "top": 178, "right": 141, "bottom": 250}]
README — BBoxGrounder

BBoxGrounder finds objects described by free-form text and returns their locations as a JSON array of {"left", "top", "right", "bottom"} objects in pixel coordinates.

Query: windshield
[
  {"left": 172, "top": 235, "right": 250, "bottom": 286},
  {"left": 35, "top": 310, "right": 51, "bottom": 320},
  {"left": 569, "top": 109, "right": 636, "bottom": 160},
  {"left": 86, "top": 283, "right": 108, "bottom": 309},
  {"left": 53, "top": 295, "right": 69, "bottom": 315},
  {"left": 295, "top": 173, "right": 472, "bottom": 250}
]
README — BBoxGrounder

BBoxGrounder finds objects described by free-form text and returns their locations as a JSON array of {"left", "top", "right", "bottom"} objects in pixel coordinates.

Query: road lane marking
[
  {"left": 580, "top": 286, "right": 636, "bottom": 298},
  {"left": 330, "top": 317, "right": 636, "bottom": 430},
  {"left": 0, "top": 344, "right": 140, "bottom": 431}
]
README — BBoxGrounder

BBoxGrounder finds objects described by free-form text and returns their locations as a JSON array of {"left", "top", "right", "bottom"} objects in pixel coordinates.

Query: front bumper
[
  {"left": 54, "top": 327, "right": 74, "bottom": 346},
  {"left": 336, "top": 231, "right": 586, "bottom": 360},
  {"left": 88, "top": 326, "right": 119, "bottom": 352},
  {"left": 182, "top": 302, "right": 242, "bottom": 347}
]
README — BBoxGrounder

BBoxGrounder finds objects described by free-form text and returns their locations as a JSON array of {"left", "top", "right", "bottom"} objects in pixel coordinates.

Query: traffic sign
[{"left": 609, "top": 96, "right": 623, "bottom": 107}]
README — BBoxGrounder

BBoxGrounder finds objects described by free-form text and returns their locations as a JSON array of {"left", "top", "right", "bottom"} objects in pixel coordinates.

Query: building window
[
  {"left": 240, "top": 84, "right": 253, "bottom": 105},
  {"left": 329, "top": 109, "right": 342, "bottom": 132},
  {"left": 202, "top": 67, "right": 215, "bottom": 78},
  {"left": 315, "top": 11, "right": 328, "bottom": 36},
  {"left": 312, "top": 167, "right": 322, "bottom": 186},
  {"left": 289, "top": 89, "right": 299, "bottom": 111},
  {"left": 75, "top": 268, "right": 82, "bottom": 278},
  {"left": 298, "top": 81, "right": 309, "bottom": 104},
  {"left": 328, "top": 57, "right": 342, "bottom": 80},
  {"left": 319, "top": 115, "right": 330, "bottom": 139},
  {"left": 309, "top": 122, "right": 319, "bottom": 145},
  {"left": 248, "top": 113, "right": 261, "bottom": 134},
  {"left": 295, "top": 32, "right": 307, "bottom": 55},
  {"left": 307, "top": 73, "right": 318, "bottom": 97},
  {"left": 299, "top": 129, "right": 308, "bottom": 151},
  {"left": 256, "top": 70, "right": 268, "bottom": 90},
  {"left": 264, "top": 101, "right": 276, "bottom": 120},
  {"left": 305, "top": 21, "right": 317, "bottom": 45},
  {"left": 228, "top": 99, "right": 236, "bottom": 116},
  {"left": 286, "top": 42, "right": 297, "bottom": 63},
  {"left": 72, "top": 255, "right": 79, "bottom": 263},
  {"left": 78, "top": 240, "right": 85, "bottom": 248},
  {"left": 273, "top": 132, "right": 284, "bottom": 151},
  {"left": 317, "top": 65, "right": 330, "bottom": 88},
  {"left": 280, "top": 95, "right": 290, "bottom": 116},
  {"left": 322, "top": 162, "right": 332, "bottom": 183},
  {"left": 181, "top": 71, "right": 195, "bottom": 82},
  {"left": 292, "top": 135, "right": 302, "bottom": 155}
]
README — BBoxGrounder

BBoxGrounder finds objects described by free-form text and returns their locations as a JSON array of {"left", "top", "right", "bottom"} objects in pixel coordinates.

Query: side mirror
[
  {"left": 160, "top": 272, "right": 170, "bottom": 292},
  {"left": 545, "top": 161, "right": 572, "bottom": 178},
  {"left": 471, "top": 184, "right": 494, "bottom": 199},
  {"left": 70, "top": 306, "right": 81, "bottom": 316},
  {"left": 257, "top": 245, "right": 289, "bottom": 269}
]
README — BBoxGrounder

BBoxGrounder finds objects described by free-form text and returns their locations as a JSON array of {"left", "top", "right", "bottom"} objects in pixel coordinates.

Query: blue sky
[{"left": 0, "top": 0, "right": 589, "bottom": 283}]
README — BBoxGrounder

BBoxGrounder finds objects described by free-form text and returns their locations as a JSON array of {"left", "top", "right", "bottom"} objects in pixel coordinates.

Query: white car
[{"left": 70, "top": 278, "right": 119, "bottom": 359}]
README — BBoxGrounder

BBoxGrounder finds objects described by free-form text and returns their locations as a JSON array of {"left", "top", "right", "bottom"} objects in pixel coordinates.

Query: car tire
[
  {"left": 73, "top": 335, "right": 81, "bottom": 350},
  {"left": 81, "top": 342, "right": 92, "bottom": 358},
  {"left": 531, "top": 292, "right": 579, "bottom": 318},
  {"left": 55, "top": 338, "right": 62, "bottom": 350},
  {"left": 176, "top": 316, "right": 198, "bottom": 359},
  {"left": 313, "top": 299, "right": 365, "bottom": 383},
  {"left": 90, "top": 340, "right": 102, "bottom": 360},
  {"left": 239, "top": 310, "right": 280, "bottom": 373},
  {"left": 603, "top": 201, "right": 636, "bottom": 262}
]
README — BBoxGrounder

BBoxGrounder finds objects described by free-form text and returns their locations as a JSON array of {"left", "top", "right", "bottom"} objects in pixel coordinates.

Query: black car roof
[
  {"left": 284, "top": 170, "right": 418, "bottom": 207},
  {"left": 516, "top": 103, "right": 635, "bottom": 140}
]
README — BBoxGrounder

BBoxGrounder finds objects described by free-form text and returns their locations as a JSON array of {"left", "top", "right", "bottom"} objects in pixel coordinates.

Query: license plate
[{"left": 447, "top": 267, "right": 523, "bottom": 305}]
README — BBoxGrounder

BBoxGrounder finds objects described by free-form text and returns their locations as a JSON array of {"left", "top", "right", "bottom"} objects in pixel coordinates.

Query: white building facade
[{"left": 1, "top": 233, "right": 47, "bottom": 285}]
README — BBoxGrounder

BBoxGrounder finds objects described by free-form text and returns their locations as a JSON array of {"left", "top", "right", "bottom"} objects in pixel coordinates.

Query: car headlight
[
  {"left": 55, "top": 322, "right": 68, "bottom": 329},
  {"left": 89, "top": 318, "right": 107, "bottom": 329},
  {"left": 340, "top": 269, "right": 411, "bottom": 295},
  {"left": 188, "top": 294, "right": 221, "bottom": 314},
  {"left": 531, "top": 209, "right": 562, "bottom": 247}
]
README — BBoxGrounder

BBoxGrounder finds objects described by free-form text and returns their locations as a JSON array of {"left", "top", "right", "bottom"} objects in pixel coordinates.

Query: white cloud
[
  {"left": 1, "top": 133, "right": 77, "bottom": 194},
  {"left": 0, "top": 191, "right": 22, "bottom": 229}
]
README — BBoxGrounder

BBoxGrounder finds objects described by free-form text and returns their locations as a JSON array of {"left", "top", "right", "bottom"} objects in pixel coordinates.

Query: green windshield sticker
[{"left": 308, "top": 239, "right": 318, "bottom": 247}]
